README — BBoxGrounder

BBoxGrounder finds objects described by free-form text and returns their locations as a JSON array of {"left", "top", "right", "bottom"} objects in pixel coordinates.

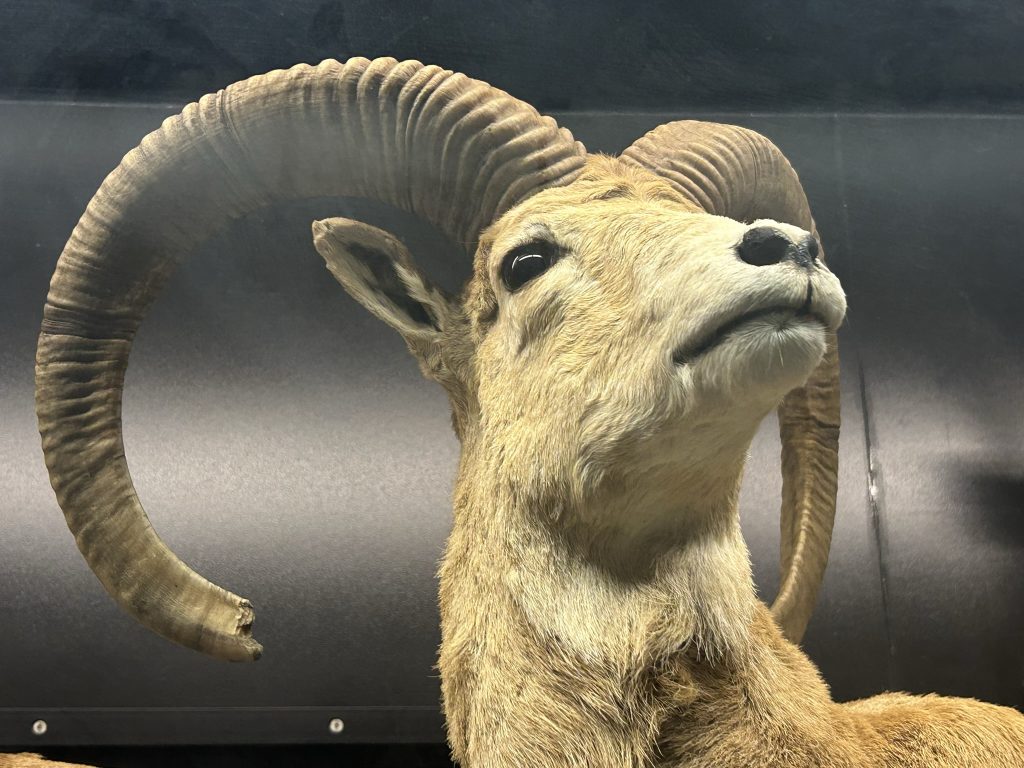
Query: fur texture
[
  {"left": 0, "top": 756, "right": 92, "bottom": 768},
  {"left": 316, "top": 156, "right": 1024, "bottom": 767}
]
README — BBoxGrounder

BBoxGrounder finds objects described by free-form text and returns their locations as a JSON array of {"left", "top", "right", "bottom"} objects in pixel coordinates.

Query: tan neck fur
[{"left": 438, "top": 440, "right": 762, "bottom": 766}]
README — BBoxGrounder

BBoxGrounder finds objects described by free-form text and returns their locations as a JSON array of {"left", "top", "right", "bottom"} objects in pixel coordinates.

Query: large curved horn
[
  {"left": 36, "top": 57, "right": 586, "bottom": 661},
  {"left": 620, "top": 121, "right": 840, "bottom": 644}
]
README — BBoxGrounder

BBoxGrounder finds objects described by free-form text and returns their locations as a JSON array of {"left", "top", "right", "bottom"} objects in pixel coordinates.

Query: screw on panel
[
  {"left": 31, "top": 720, "right": 48, "bottom": 736},
  {"left": 328, "top": 718, "right": 345, "bottom": 734}
]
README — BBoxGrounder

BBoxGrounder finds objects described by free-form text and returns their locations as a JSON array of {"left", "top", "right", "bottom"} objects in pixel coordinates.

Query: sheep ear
[{"left": 312, "top": 218, "right": 452, "bottom": 343}]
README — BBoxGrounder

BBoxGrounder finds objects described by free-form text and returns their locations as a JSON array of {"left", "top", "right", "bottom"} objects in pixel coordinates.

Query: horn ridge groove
[{"left": 36, "top": 57, "right": 586, "bottom": 660}]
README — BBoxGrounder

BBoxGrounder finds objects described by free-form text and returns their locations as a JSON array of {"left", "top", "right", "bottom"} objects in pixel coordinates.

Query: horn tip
[
  {"left": 235, "top": 600, "right": 262, "bottom": 662},
  {"left": 241, "top": 636, "right": 263, "bottom": 662},
  {"left": 202, "top": 598, "right": 263, "bottom": 662},
  {"left": 218, "top": 636, "right": 262, "bottom": 663}
]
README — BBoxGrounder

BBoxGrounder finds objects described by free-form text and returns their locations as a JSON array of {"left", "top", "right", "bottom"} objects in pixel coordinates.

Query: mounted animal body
[{"left": 24, "top": 58, "right": 1024, "bottom": 767}]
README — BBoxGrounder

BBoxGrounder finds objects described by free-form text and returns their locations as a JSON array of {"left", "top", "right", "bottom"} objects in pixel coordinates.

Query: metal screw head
[
  {"left": 31, "top": 720, "right": 48, "bottom": 736},
  {"left": 328, "top": 717, "right": 345, "bottom": 734}
]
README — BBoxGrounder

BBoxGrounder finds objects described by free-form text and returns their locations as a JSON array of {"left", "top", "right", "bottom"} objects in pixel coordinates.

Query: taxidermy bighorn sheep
[{"left": 12, "top": 57, "right": 1023, "bottom": 767}]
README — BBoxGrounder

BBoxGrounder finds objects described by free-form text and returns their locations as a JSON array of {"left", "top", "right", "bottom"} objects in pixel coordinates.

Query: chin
[{"left": 685, "top": 313, "right": 828, "bottom": 407}]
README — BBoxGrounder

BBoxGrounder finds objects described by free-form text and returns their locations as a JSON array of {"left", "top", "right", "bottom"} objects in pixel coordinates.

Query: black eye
[{"left": 501, "top": 241, "right": 557, "bottom": 292}]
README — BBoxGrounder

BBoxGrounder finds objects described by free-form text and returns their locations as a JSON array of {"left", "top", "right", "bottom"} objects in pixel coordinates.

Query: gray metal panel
[
  {"left": 0, "top": 708, "right": 443, "bottom": 746},
  {"left": 1, "top": 101, "right": 461, "bottom": 743},
  {"left": 838, "top": 114, "right": 1024, "bottom": 705}
]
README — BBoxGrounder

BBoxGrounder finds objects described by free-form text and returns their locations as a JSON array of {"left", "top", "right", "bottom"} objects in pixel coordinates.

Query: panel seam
[{"left": 836, "top": 114, "right": 899, "bottom": 689}]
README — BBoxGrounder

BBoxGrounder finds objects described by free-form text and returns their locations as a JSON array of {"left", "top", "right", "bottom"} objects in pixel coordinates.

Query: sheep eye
[{"left": 501, "top": 241, "right": 556, "bottom": 292}]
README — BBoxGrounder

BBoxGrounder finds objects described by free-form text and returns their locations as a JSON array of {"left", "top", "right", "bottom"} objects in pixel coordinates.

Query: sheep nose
[{"left": 736, "top": 226, "right": 819, "bottom": 268}]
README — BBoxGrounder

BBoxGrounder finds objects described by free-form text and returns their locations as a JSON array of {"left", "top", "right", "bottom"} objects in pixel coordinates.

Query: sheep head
[{"left": 36, "top": 58, "right": 844, "bottom": 664}]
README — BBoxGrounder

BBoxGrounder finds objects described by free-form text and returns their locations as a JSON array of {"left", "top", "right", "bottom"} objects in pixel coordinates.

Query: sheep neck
[{"left": 438, "top": 448, "right": 765, "bottom": 765}]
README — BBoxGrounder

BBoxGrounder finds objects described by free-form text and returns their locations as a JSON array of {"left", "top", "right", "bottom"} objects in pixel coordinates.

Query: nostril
[
  {"left": 737, "top": 226, "right": 792, "bottom": 267},
  {"left": 804, "top": 236, "right": 820, "bottom": 261},
  {"left": 737, "top": 227, "right": 820, "bottom": 269},
  {"left": 789, "top": 235, "right": 819, "bottom": 268}
]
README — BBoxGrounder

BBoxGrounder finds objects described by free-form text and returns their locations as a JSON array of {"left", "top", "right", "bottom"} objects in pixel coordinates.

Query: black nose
[{"left": 737, "top": 226, "right": 819, "bottom": 268}]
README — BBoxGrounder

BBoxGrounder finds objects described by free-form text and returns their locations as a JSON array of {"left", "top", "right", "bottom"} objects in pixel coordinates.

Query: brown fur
[{"left": 318, "top": 157, "right": 1023, "bottom": 766}]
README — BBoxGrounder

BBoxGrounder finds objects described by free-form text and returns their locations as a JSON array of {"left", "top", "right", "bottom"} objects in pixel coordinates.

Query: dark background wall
[
  {"left": 2, "top": 0, "right": 1024, "bottom": 112},
  {"left": 1, "top": 1, "right": 1022, "bottom": 765}
]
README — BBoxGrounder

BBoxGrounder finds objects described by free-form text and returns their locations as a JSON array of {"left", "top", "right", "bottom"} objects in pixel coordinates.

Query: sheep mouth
[{"left": 672, "top": 284, "right": 824, "bottom": 366}]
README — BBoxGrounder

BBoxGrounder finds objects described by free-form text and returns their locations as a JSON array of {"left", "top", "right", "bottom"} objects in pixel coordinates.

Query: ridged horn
[
  {"left": 36, "top": 57, "right": 587, "bottom": 661},
  {"left": 621, "top": 120, "right": 840, "bottom": 644}
]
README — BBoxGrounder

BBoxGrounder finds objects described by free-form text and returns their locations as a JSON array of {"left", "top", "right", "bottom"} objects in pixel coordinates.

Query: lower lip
[{"left": 672, "top": 307, "right": 824, "bottom": 365}]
